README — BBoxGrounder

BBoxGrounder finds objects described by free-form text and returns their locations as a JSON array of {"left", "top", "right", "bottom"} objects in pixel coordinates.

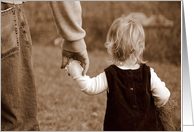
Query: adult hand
[{"left": 61, "top": 49, "right": 89, "bottom": 76}]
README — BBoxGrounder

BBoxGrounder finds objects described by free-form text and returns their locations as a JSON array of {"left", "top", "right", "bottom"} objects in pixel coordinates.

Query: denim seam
[
  {"left": 1, "top": 48, "right": 20, "bottom": 61},
  {"left": 1, "top": 7, "right": 14, "bottom": 15},
  {"left": 13, "top": 6, "right": 20, "bottom": 48},
  {"left": 19, "top": 5, "right": 31, "bottom": 51}
]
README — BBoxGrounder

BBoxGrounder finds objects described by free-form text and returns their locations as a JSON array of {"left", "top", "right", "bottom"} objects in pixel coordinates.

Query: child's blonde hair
[{"left": 105, "top": 15, "right": 146, "bottom": 65}]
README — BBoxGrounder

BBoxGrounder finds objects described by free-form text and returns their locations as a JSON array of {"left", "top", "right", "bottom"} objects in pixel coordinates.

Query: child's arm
[
  {"left": 66, "top": 59, "right": 108, "bottom": 95},
  {"left": 150, "top": 68, "right": 171, "bottom": 107}
]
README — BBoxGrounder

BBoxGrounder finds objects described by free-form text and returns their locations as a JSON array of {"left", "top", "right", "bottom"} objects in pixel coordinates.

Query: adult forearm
[{"left": 49, "top": 1, "right": 86, "bottom": 52}]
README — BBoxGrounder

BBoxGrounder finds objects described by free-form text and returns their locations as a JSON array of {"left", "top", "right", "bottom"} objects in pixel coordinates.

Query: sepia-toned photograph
[{"left": 1, "top": 1, "right": 181, "bottom": 131}]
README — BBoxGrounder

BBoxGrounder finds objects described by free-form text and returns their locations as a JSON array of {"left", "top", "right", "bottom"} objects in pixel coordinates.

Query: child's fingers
[
  {"left": 68, "top": 58, "right": 75, "bottom": 63},
  {"left": 64, "top": 66, "right": 68, "bottom": 72},
  {"left": 64, "top": 66, "right": 71, "bottom": 76}
]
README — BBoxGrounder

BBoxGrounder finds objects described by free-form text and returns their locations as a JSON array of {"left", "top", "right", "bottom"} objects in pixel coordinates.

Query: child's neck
[{"left": 116, "top": 58, "right": 140, "bottom": 70}]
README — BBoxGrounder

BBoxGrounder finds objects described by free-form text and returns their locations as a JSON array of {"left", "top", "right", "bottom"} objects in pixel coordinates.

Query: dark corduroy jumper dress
[{"left": 103, "top": 64, "right": 164, "bottom": 131}]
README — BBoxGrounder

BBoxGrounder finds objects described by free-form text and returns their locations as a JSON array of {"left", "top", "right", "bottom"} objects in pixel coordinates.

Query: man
[{"left": 1, "top": 1, "right": 89, "bottom": 130}]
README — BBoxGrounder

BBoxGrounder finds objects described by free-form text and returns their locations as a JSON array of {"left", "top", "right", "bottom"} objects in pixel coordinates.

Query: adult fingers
[
  {"left": 61, "top": 49, "right": 73, "bottom": 69},
  {"left": 78, "top": 49, "right": 89, "bottom": 76},
  {"left": 61, "top": 56, "right": 69, "bottom": 69},
  {"left": 82, "top": 57, "right": 89, "bottom": 76}
]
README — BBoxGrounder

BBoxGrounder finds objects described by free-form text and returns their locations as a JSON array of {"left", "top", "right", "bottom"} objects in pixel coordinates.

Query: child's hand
[{"left": 65, "top": 58, "right": 84, "bottom": 79}]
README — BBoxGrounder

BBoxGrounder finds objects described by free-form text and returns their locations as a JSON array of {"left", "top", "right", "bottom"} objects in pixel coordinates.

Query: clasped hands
[{"left": 61, "top": 49, "right": 89, "bottom": 76}]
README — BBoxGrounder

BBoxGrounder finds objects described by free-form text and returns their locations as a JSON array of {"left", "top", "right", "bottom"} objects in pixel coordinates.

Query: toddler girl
[{"left": 66, "top": 16, "right": 177, "bottom": 131}]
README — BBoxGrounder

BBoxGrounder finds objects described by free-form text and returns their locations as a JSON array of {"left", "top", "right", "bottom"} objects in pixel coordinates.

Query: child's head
[{"left": 105, "top": 15, "right": 145, "bottom": 65}]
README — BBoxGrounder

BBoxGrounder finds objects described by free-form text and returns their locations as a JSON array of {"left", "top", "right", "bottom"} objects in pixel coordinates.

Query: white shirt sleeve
[
  {"left": 150, "top": 67, "right": 170, "bottom": 107},
  {"left": 66, "top": 60, "right": 108, "bottom": 95}
]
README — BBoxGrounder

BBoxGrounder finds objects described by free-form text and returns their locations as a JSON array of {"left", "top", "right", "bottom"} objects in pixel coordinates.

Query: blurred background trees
[{"left": 24, "top": 1, "right": 181, "bottom": 66}]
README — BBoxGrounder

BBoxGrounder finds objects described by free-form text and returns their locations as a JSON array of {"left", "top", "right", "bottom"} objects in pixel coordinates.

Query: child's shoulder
[{"left": 104, "top": 64, "right": 117, "bottom": 73}]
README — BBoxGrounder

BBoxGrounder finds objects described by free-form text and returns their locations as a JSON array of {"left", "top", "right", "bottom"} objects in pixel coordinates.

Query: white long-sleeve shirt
[{"left": 66, "top": 60, "right": 170, "bottom": 107}]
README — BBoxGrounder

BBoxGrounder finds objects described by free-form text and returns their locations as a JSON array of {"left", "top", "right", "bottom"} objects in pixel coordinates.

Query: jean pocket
[{"left": 1, "top": 7, "right": 19, "bottom": 60}]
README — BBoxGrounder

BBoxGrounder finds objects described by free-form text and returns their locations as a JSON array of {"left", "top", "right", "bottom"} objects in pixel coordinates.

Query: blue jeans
[{"left": 1, "top": 3, "right": 39, "bottom": 130}]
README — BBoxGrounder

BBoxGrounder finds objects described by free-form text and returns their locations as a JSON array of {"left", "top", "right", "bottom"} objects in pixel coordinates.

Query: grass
[{"left": 33, "top": 44, "right": 181, "bottom": 131}]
